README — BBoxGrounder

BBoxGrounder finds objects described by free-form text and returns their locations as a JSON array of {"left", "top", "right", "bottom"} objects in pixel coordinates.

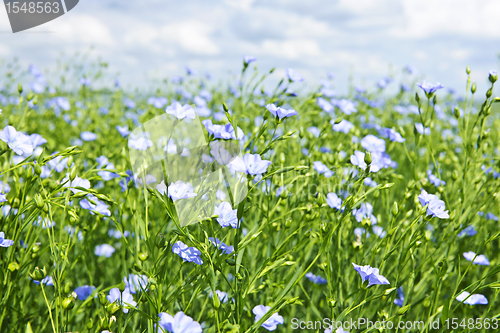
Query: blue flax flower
[
  {"left": 286, "top": 68, "right": 304, "bottom": 82},
  {"left": 326, "top": 193, "right": 342, "bottom": 210},
  {"left": 208, "top": 237, "right": 234, "bottom": 255},
  {"left": 214, "top": 202, "right": 238, "bottom": 228},
  {"left": 456, "top": 291, "right": 488, "bottom": 305},
  {"left": 94, "top": 244, "right": 115, "bottom": 257},
  {"left": 418, "top": 189, "right": 449, "bottom": 219},
  {"left": 80, "top": 131, "right": 97, "bottom": 142},
  {"left": 305, "top": 272, "right": 327, "bottom": 284},
  {"left": 458, "top": 225, "right": 477, "bottom": 237},
  {"left": 416, "top": 81, "right": 443, "bottom": 96},
  {"left": 210, "top": 290, "right": 229, "bottom": 303},
  {"left": 331, "top": 119, "right": 353, "bottom": 134},
  {"left": 172, "top": 241, "right": 203, "bottom": 265},
  {"left": 80, "top": 194, "right": 111, "bottom": 216},
  {"left": 107, "top": 288, "right": 137, "bottom": 313},
  {"left": 394, "top": 287, "right": 405, "bottom": 307},
  {"left": 378, "top": 128, "right": 405, "bottom": 142},
  {"left": 158, "top": 311, "right": 202, "bottom": 333},
  {"left": 165, "top": 102, "right": 196, "bottom": 120},
  {"left": 361, "top": 135, "right": 385, "bottom": 153},
  {"left": 0, "top": 232, "right": 14, "bottom": 248},
  {"left": 265, "top": 103, "right": 298, "bottom": 120},
  {"left": 123, "top": 274, "right": 148, "bottom": 294},
  {"left": 253, "top": 305, "right": 284, "bottom": 331},
  {"left": 427, "top": 170, "right": 446, "bottom": 186},
  {"left": 313, "top": 161, "right": 333, "bottom": 178},
  {"left": 74, "top": 285, "right": 96, "bottom": 300},
  {"left": 0, "top": 125, "right": 34, "bottom": 156},
  {"left": 228, "top": 153, "right": 272, "bottom": 175},
  {"left": 352, "top": 263, "right": 390, "bottom": 287},
  {"left": 463, "top": 251, "right": 490, "bottom": 265}
]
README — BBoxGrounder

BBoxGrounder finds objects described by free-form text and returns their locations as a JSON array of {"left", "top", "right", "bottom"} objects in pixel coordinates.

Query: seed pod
[
  {"left": 226, "top": 258, "right": 236, "bottom": 266},
  {"left": 30, "top": 266, "right": 46, "bottom": 281},
  {"left": 138, "top": 252, "right": 148, "bottom": 261}
]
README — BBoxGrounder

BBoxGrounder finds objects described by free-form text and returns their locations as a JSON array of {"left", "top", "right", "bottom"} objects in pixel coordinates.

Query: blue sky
[{"left": 0, "top": 0, "right": 499, "bottom": 93}]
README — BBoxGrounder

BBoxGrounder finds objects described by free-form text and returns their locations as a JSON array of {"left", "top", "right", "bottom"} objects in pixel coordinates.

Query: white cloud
[
  {"left": 393, "top": 0, "right": 500, "bottom": 38},
  {"left": 259, "top": 39, "right": 322, "bottom": 59},
  {"left": 47, "top": 15, "right": 115, "bottom": 45},
  {"left": 161, "top": 20, "right": 220, "bottom": 55}
]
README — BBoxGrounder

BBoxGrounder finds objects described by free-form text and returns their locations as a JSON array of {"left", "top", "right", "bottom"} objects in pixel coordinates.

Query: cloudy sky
[{"left": 0, "top": 0, "right": 499, "bottom": 93}]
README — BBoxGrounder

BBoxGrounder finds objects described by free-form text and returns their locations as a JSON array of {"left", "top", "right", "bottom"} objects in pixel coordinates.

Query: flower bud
[
  {"left": 106, "top": 301, "right": 120, "bottom": 315},
  {"left": 225, "top": 258, "right": 236, "bottom": 266},
  {"left": 452, "top": 170, "right": 458, "bottom": 180},
  {"left": 415, "top": 93, "right": 420, "bottom": 103},
  {"left": 99, "top": 317, "right": 109, "bottom": 330},
  {"left": 486, "top": 88, "right": 493, "bottom": 99},
  {"left": 86, "top": 319, "right": 94, "bottom": 330},
  {"left": 118, "top": 281, "right": 126, "bottom": 293},
  {"left": 327, "top": 298, "right": 336, "bottom": 308},
  {"left": 212, "top": 291, "right": 220, "bottom": 309},
  {"left": 34, "top": 163, "right": 42, "bottom": 176},
  {"left": 155, "top": 233, "right": 165, "bottom": 248},
  {"left": 138, "top": 252, "right": 148, "bottom": 261},
  {"left": 433, "top": 95, "right": 437, "bottom": 105},
  {"left": 453, "top": 107, "right": 460, "bottom": 119},
  {"left": 333, "top": 117, "right": 343, "bottom": 125},
  {"left": 280, "top": 152, "right": 285, "bottom": 164},
  {"left": 27, "top": 92, "right": 34, "bottom": 101},
  {"left": 392, "top": 202, "right": 399, "bottom": 216},
  {"left": 489, "top": 70, "right": 498, "bottom": 83},
  {"left": 364, "top": 152, "right": 372, "bottom": 165},
  {"left": 98, "top": 292, "right": 108, "bottom": 306},
  {"left": 30, "top": 266, "right": 46, "bottom": 281},
  {"left": 466, "top": 65, "right": 471, "bottom": 75},
  {"left": 284, "top": 217, "right": 292, "bottom": 229},
  {"left": 17, "top": 83, "right": 23, "bottom": 94},
  {"left": 62, "top": 297, "right": 75, "bottom": 310},
  {"left": 69, "top": 167, "right": 77, "bottom": 181},
  {"left": 471, "top": 82, "right": 477, "bottom": 94}
]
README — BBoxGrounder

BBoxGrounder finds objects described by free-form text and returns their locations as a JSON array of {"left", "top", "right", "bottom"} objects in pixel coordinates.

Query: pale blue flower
[
  {"left": 157, "top": 180, "right": 197, "bottom": 202},
  {"left": 129, "top": 133, "right": 153, "bottom": 150},
  {"left": 116, "top": 125, "right": 130, "bottom": 137},
  {"left": 209, "top": 290, "right": 229, "bottom": 303},
  {"left": 0, "top": 126, "right": 34, "bottom": 156},
  {"left": 361, "top": 135, "right": 385, "bottom": 153},
  {"left": 394, "top": 287, "right": 405, "bottom": 307},
  {"left": 123, "top": 274, "right": 148, "bottom": 294},
  {"left": 228, "top": 154, "right": 272, "bottom": 175},
  {"left": 331, "top": 119, "right": 353, "bottom": 134},
  {"left": 94, "top": 244, "right": 115, "bottom": 257},
  {"left": 313, "top": 161, "right": 333, "bottom": 178},
  {"left": 202, "top": 119, "right": 244, "bottom": 140},
  {"left": 458, "top": 225, "right": 477, "bottom": 237},
  {"left": 418, "top": 189, "right": 449, "bottom": 219},
  {"left": 0, "top": 193, "right": 6, "bottom": 203},
  {"left": 305, "top": 272, "right": 327, "bottom": 284},
  {"left": 463, "top": 251, "right": 490, "bottom": 265},
  {"left": 415, "top": 123, "right": 430, "bottom": 135},
  {"left": 172, "top": 241, "right": 203, "bottom": 265},
  {"left": 326, "top": 193, "right": 342, "bottom": 210},
  {"left": 243, "top": 55, "right": 256, "bottom": 65},
  {"left": 208, "top": 237, "right": 234, "bottom": 255},
  {"left": 108, "top": 229, "right": 130, "bottom": 238},
  {"left": 158, "top": 312, "right": 202, "bottom": 333},
  {"left": 214, "top": 202, "right": 238, "bottom": 228},
  {"left": 317, "top": 97, "right": 334, "bottom": 113},
  {"left": 378, "top": 128, "right": 405, "bottom": 142},
  {"left": 107, "top": 288, "right": 137, "bottom": 313},
  {"left": 80, "top": 194, "right": 111, "bottom": 216},
  {"left": 350, "top": 151, "right": 367, "bottom": 170},
  {"left": 33, "top": 276, "right": 54, "bottom": 286},
  {"left": 0, "top": 232, "right": 14, "bottom": 248},
  {"left": 332, "top": 99, "right": 357, "bottom": 115},
  {"left": 456, "top": 291, "right": 488, "bottom": 305},
  {"left": 417, "top": 81, "right": 443, "bottom": 96},
  {"left": 62, "top": 174, "right": 90, "bottom": 194},
  {"left": 74, "top": 285, "right": 96, "bottom": 300},
  {"left": 353, "top": 203, "right": 377, "bottom": 224},
  {"left": 253, "top": 305, "right": 284, "bottom": 331},
  {"left": 165, "top": 102, "right": 196, "bottom": 119},
  {"left": 34, "top": 217, "right": 55, "bottom": 229},
  {"left": 427, "top": 170, "right": 446, "bottom": 186},
  {"left": 265, "top": 103, "right": 298, "bottom": 120},
  {"left": 352, "top": 263, "right": 390, "bottom": 287},
  {"left": 286, "top": 68, "right": 304, "bottom": 82},
  {"left": 147, "top": 97, "right": 168, "bottom": 108},
  {"left": 80, "top": 131, "right": 97, "bottom": 141}
]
